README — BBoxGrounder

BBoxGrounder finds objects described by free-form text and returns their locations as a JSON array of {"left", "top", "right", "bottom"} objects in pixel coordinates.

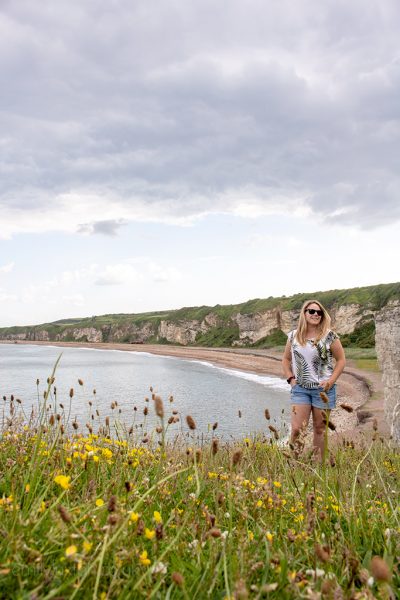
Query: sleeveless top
[{"left": 288, "top": 329, "right": 338, "bottom": 389}]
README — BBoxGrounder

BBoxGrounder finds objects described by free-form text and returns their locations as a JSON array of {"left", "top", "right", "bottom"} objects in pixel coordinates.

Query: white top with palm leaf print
[{"left": 288, "top": 329, "right": 338, "bottom": 389}]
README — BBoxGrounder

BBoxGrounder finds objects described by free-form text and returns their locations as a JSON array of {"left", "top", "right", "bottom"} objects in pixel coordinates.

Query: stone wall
[{"left": 375, "top": 301, "right": 400, "bottom": 443}]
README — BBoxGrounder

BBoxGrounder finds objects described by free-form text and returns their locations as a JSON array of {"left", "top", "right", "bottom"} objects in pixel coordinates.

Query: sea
[{"left": 0, "top": 343, "right": 289, "bottom": 440}]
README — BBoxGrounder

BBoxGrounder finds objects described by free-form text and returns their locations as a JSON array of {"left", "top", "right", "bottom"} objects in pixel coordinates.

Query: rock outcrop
[{"left": 375, "top": 301, "right": 400, "bottom": 443}]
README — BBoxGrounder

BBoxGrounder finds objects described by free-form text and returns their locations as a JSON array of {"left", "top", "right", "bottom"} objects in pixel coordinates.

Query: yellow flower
[
  {"left": 95, "top": 499, "right": 104, "bottom": 507},
  {"left": 139, "top": 550, "right": 151, "bottom": 566},
  {"left": 65, "top": 545, "right": 77, "bottom": 558},
  {"left": 248, "top": 530, "right": 254, "bottom": 541},
  {"left": 153, "top": 511, "right": 162, "bottom": 524},
  {"left": 187, "top": 475, "right": 193, "bottom": 482},
  {"left": 130, "top": 512, "right": 140, "bottom": 523},
  {"left": 273, "top": 481, "right": 281, "bottom": 488},
  {"left": 266, "top": 531, "right": 274, "bottom": 543},
  {"left": 83, "top": 541, "right": 92, "bottom": 553},
  {"left": 145, "top": 528, "right": 156, "bottom": 540},
  {"left": 54, "top": 475, "right": 71, "bottom": 490},
  {"left": 92, "top": 455, "right": 99, "bottom": 463},
  {"left": 101, "top": 448, "right": 113, "bottom": 459},
  {"left": 25, "top": 484, "right": 30, "bottom": 493},
  {"left": 256, "top": 500, "right": 263, "bottom": 508}
]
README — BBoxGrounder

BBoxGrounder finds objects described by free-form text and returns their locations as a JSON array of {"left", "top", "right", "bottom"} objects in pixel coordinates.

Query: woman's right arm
[{"left": 282, "top": 339, "right": 296, "bottom": 385}]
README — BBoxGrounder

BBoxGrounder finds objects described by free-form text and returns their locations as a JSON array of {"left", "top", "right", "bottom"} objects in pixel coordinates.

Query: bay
[{"left": 0, "top": 344, "right": 289, "bottom": 440}]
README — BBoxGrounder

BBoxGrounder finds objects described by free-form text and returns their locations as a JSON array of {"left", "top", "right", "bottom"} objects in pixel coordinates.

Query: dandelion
[
  {"left": 273, "top": 481, "right": 282, "bottom": 488},
  {"left": 265, "top": 531, "right": 274, "bottom": 543},
  {"left": 65, "top": 545, "right": 77, "bottom": 558},
  {"left": 186, "top": 415, "right": 196, "bottom": 430},
  {"left": 83, "top": 541, "right": 92, "bottom": 553},
  {"left": 139, "top": 550, "right": 151, "bottom": 566},
  {"left": 54, "top": 475, "right": 71, "bottom": 490}
]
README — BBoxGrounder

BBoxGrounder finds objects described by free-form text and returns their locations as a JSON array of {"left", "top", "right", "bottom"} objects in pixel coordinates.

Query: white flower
[
  {"left": 224, "top": 512, "right": 230, "bottom": 518},
  {"left": 150, "top": 561, "right": 167, "bottom": 575},
  {"left": 188, "top": 539, "right": 199, "bottom": 549},
  {"left": 221, "top": 531, "right": 229, "bottom": 540},
  {"left": 305, "top": 568, "right": 325, "bottom": 578},
  {"left": 367, "top": 577, "right": 374, "bottom": 587}
]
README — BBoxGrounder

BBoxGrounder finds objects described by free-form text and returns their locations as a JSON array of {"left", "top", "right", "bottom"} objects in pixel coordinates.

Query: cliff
[{"left": 1, "top": 281, "right": 399, "bottom": 348}]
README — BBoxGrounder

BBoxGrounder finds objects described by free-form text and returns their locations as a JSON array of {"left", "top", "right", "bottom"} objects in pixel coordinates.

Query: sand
[{"left": 2, "top": 340, "right": 385, "bottom": 439}]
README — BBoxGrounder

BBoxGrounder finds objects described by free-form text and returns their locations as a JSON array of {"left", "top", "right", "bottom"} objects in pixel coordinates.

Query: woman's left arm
[{"left": 321, "top": 338, "right": 346, "bottom": 392}]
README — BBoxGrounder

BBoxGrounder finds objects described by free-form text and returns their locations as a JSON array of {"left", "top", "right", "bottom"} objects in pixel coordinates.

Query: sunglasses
[{"left": 305, "top": 308, "right": 323, "bottom": 316}]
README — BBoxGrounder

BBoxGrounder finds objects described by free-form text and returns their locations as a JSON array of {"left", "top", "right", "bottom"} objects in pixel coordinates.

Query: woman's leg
[
  {"left": 291, "top": 404, "right": 312, "bottom": 443},
  {"left": 311, "top": 407, "right": 330, "bottom": 458}
]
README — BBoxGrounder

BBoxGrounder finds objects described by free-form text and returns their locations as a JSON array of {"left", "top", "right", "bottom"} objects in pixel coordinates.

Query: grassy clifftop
[{"left": 1, "top": 281, "right": 399, "bottom": 348}]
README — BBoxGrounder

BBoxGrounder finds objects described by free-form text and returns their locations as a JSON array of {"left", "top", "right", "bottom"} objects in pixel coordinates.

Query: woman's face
[{"left": 304, "top": 303, "right": 323, "bottom": 326}]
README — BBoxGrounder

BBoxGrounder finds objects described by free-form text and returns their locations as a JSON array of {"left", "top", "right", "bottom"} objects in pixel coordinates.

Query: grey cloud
[
  {"left": 1, "top": 0, "right": 400, "bottom": 230},
  {"left": 78, "top": 219, "right": 127, "bottom": 236}
]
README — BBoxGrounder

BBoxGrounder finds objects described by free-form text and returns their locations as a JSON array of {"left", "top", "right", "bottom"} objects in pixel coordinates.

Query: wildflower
[
  {"left": 209, "top": 528, "right": 222, "bottom": 538},
  {"left": 95, "top": 499, "right": 104, "bottom": 507},
  {"left": 248, "top": 531, "right": 254, "bottom": 541},
  {"left": 265, "top": 531, "right": 273, "bottom": 543},
  {"left": 315, "top": 543, "right": 330, "bottom": 562},
  {"left": 139, "top": 550, "right": 151, "bottom": 566},
  {"left": 305, "top": 568, "right": 325, "bottom": 578},
  {"left": 25, "top": 484, "right": 30, "bottom": 493},
  {"left": 83, "top": 541, "right": 92, "bottom": 553},
  {"left": 130, "top": 512, "right": 140, "bottom": 523},
  {"left": 150, "top": 561, "right": 167, "bottom": 575},
  {"left": 273, "top": 481, "right": 282, "bottom": 488},
  {"left": 65, "top": 545, "right": 77, "bottom": 558},
  {"left": 153, "top": 511, "right": 162, "bottom": 524},
  {"left": 370, "top": 556, "right": 391, "bottom": 582},
  {"left": 54, "top": 475, "right": 71, "bottom": 490},
  {"left": 145, "top": 528, "right": 156, "bottom": 540}
]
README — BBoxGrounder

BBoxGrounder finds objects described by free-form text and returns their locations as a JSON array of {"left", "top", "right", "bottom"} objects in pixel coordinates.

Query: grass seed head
[
  {"left": 107, "top": 495, "right": 117, "bottom": 512},
  {"left": 232, "top": 449, "right": 242, "bottom": 467},
  {"left": 315, "top": 543, "right": 330, "bottom": 562},
  {"left": 212, "top": 439, "right": 219, "bottom": 455},
  {"left": 264, "top": 409, "right": 270, "bottom": 420},
  {"left": 58, "top": 505, "right": 72, "bottom": 523},
  {"left": 370, "top": 556, "right": 391, "bottom": 582},
  {"left": 373, "top": 418, "right": 378, "bottom": 431},
  {"left": 212, "top": 422, "right": 218, "bottom": 430},
  {"left": 78, "top": 379, "right": 84, "bottom": 386},
  {"left": 319, "top": 391, "right": 329, "bottom": 404},
  {"left": 154, "top": 395, "right": 164, "bottom": 418},
  {"left": 209, "top": 527, "right": 222, "bottom": 538},
  {"left": 339, "top": 403, "right": 354, "bottom": 413},
  {"left": 69, "top": 388, "right": 74, "bottom": 398},
  {"left": 172, "top": 572, "right": 184, "bottom": 586},
  {"left": 186, "top": 415, "right": 196, "bottom": 430}
]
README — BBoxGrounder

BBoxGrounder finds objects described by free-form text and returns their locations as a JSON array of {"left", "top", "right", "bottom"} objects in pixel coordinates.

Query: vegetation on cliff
[{"left": 0, "top": 281, "right": 399, "bottom": 348}]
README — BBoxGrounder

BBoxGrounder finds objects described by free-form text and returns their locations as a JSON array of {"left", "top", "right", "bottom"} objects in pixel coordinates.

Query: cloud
[
  {"left": 77, "top": 219, "right": 128, "bottom": 236},
  {"left": 1, "top": 0, "right": 400, "bottom": 234},
  {"left": 0, "top": 262, "right": 14, "bottom": 273},
  {"left": 94, "top": 264, "right": 140, "bottom": 286}
]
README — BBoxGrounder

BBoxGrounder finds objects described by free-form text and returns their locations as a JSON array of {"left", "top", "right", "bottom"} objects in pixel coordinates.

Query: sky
[{"left": 1, "top": 0, "right": 400, "bottom": 327}]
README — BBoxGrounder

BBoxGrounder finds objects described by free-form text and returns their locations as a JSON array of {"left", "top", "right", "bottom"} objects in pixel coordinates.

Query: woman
[{"left": 282, "top": 300, "right": 346, "bottom": 458}]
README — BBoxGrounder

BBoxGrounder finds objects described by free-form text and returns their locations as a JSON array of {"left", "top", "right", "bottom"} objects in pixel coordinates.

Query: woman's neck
[{"left": 306, "top": 325, "right": 319, "bottom": 339}]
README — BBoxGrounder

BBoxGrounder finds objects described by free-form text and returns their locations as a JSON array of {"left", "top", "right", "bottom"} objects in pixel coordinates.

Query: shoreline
[{"left": 1, "top": 340, "right": 384, "bottom": 438}]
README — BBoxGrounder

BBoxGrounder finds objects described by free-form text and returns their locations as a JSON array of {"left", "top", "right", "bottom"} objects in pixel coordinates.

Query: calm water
[{"left": 0, "top": 344, "right": 289, "bottom": 439}]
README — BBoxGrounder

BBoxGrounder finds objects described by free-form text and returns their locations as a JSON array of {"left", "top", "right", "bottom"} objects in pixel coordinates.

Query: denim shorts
[{"left": 290, "top": 383, "right": 336, "bottom": 410}]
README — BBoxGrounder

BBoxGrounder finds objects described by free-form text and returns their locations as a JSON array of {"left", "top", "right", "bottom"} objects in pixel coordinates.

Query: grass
[
  {"left": 354, "top": 359, "right": 381, "bottom": 372},
  {"left": 0, "top": 363, "right": 399, "bottom": 598}
]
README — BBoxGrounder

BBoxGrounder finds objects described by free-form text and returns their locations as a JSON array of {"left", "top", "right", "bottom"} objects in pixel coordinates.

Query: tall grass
[{"left": 0, "top": 363, "right": 398, "bottom": 598}]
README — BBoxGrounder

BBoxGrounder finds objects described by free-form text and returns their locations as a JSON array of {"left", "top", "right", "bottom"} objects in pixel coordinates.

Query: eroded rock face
[
  {"left": 158, "top": 320, "right": 201, "bottom": 345},
  {"left": 233, "top": 310, "right": 279, "bottom": 344},
  {"left": 331, "top": 304, "right": 375, "bottom": 334},
  {"left": 375, "top": 301, "right": 400, "bottom": 443}
]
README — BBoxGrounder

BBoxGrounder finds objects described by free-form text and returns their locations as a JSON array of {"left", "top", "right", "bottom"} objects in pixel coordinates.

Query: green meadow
[{"left": 0, "top": 361, "right": 398, "bottom": 599}]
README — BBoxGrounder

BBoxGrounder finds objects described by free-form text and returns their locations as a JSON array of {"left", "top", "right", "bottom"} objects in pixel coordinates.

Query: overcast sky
[{"left": 1, "top": 0, "right": 399, "bottom": 326}]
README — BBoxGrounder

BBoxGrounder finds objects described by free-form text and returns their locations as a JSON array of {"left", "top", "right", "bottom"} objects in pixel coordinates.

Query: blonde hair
[{"left": 295, "top": 299, "right": 331, "bottom": 346}]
